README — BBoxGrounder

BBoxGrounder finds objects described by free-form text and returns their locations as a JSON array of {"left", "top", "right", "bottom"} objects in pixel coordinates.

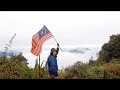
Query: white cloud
[{"left": 0, "top": 11, "right": 120, "bottom": 48}]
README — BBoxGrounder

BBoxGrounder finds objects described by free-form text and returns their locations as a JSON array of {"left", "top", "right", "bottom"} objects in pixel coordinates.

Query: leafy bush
[{"left": 0, "top": 53, "right": 49, "bottom": 79}]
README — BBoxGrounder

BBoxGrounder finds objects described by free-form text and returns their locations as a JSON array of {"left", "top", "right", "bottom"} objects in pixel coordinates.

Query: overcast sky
[{"left": 0, "top": 11, "right": 120, "bottom": 51}]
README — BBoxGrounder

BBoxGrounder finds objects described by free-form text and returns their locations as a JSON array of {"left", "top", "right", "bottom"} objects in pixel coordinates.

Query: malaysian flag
[{"left": 31, "top": 25, "right": 53, "bottom": 56}]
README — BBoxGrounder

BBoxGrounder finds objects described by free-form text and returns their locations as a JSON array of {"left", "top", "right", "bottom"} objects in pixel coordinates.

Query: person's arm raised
[{"left": 56, "top": 43, "right": 59, "bottom": 54}]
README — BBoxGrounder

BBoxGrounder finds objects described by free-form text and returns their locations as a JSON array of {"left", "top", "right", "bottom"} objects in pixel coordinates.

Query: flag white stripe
[
  {"left": 32, "top": 33, "right": 52, "bottom": 55},
  {"left": 35, "top": 34, "right": 53, "bottom": 56},
  {"left": 33, "top": 34, "right": 52, "bottom": 55}
]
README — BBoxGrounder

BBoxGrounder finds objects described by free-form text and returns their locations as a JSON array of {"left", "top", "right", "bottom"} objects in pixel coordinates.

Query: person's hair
[
  {"left": 50, "top": 48, "right": 56, "bottom": 56},
  {"left": 50, "top": 52, "right": 53, "bottom": 55}
]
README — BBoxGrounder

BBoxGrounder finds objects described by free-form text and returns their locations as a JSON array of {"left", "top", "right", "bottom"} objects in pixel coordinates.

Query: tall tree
[{"left": 98, "top": 34, "right": 120, "bottom": 62}]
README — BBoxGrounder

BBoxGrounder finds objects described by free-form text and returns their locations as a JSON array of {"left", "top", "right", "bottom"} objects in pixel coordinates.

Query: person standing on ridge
[{"left": 47, "top": 43, "right": 59, "bottom": 79}]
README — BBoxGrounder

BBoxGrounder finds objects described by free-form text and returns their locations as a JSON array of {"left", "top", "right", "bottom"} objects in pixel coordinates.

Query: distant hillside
[
  {"left": 62, "top": 47, "right": 91, "bottom": 54},
  {"left": 0, "top": 50, "right": 18, "bottom": 57}
]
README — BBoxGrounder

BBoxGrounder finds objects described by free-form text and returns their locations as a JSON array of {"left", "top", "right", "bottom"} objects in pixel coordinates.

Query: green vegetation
[
  {"left": 0, "top": 53, "right": 50, "bottom": 79},
  {"left": 0, "top": 34, "right": 120, "bottom": 79},
  {"left": 98, "top": 34, "right": 120, "bottom": 62},
  {"left": 58, "top": 34, "right": 120, "bottom": 79},
  {"left": 59, "top": 59, "right": 120, "bottom": 79}
]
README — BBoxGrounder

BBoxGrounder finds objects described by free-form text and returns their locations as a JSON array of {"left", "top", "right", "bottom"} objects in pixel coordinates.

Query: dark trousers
[
  {"left": 50, "top": 74, "right": 58, "bottom": 79},
  {"left": 49, "top": 72, "right": 58, "bottom": 79}
]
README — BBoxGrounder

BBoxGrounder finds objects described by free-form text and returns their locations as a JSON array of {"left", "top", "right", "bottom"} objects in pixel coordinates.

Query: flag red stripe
[
  {"left": 33, "top": 39, "right": 37, "bottom": 46},
  {"left": 31, "top": 38, "right": 38, "bottom": 50},
  {"left": 32, "top": 41, "right": 37, "bottom": 47},
  {"left": 32, "top": 43, "right": 36, "bottom": 49},
  {"left": 31, "top": 34, "right": 41, "bottom": 51},
  {"left": 33, "top": 33, "right": 52, "bottom": 55},
  {"left": 31, "top": 34, "right": 38, "bottom": 53},
  {"left": 34, "top": 35, "right": 39, "bottom": 42},
  {"left": 32, "top": 34, "right": 39, "bottom": 43},
  {"left": 34, "top": 34, "right": 53, "bottom": 56},
  {"left": 35, "top": 35, "right": 52, "bottom": 56},
  {"left": 37, "top": 33, "right": 52, "bottom": 46},
  {"left": 32, "top": 33, "right": 38, "bottom": 39},
  {"left": 33, "top": 34, "right": 52, "bottom": 56},
  {"left": 32, "top": 33, "right": 52, "bottom": 55}
]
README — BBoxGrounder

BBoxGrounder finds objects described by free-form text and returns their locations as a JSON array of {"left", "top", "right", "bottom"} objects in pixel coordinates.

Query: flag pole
[
  {"left": 53, "top": 35, "right": 62, "bottom": 51},
  {"left": 49, "top": 31, "right": 62, "bottom": 51},
  {"left": 39, "top": 55, "right": 40, "bottom": 79}
]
